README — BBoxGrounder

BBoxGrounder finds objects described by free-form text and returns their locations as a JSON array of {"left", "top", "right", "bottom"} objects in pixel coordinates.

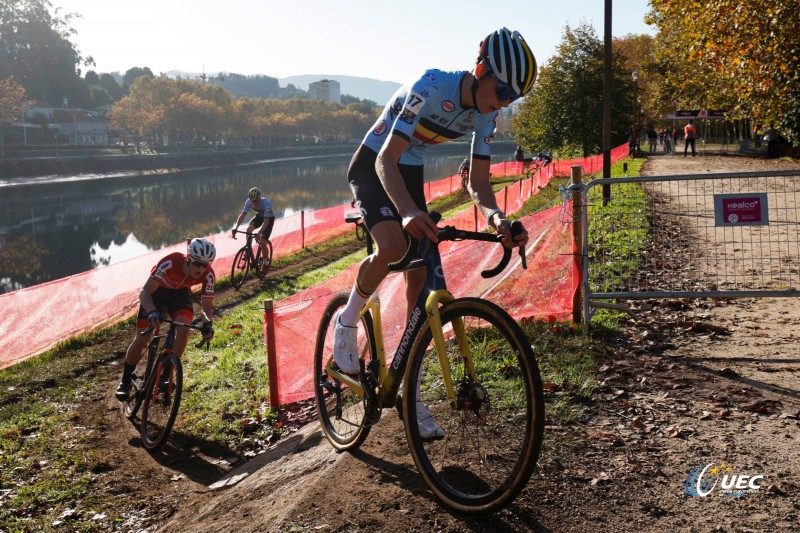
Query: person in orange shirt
[{"left": 684, "top": 120, "right": 697, "bottom": 157}]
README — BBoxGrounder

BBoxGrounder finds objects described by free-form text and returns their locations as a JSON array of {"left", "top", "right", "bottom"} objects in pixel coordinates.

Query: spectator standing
[
  {"left": 662, "top": 129, "right": 672, "bottom": 153},
  {"left": 684, "top": 120, "right": 697, "bottom": 157},
  {"left": 647, "top": 128, "right": 658, "bottom": 152},
  {"left": 762, "top": 124, "right": 778, "bottom": 159},
  {"left": 514, "top": 144, "right": 524, "bottom": 162}
]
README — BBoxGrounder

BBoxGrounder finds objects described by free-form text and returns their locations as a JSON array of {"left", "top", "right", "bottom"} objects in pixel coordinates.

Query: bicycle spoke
[{"left": 405, "top": 298, "right": 544, "bottom": 514}]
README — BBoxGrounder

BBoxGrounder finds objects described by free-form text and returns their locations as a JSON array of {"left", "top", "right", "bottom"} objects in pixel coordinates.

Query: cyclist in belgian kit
[
  {"left": 334, "top": 28, "right": 537, "bottom": 438},
  {"left": 115, "top": 238, "right": 216, "bottom": 401},
  {"left": 232, "top": 187, "right": 276, "bottom": 244}
]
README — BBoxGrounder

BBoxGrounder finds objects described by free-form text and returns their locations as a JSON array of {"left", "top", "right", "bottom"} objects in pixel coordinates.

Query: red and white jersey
[{"left": 150, "top": 252, "right": 215, "bottom": 298}]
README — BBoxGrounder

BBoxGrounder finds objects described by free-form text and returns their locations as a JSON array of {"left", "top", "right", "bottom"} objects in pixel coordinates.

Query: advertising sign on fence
[{"left": 714, "top": 193, "right": 769, "bottom": 226}]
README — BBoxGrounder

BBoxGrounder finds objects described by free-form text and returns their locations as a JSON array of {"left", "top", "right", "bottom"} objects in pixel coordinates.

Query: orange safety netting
[
  {"left": 0, "top": 145, "right": 627, "bottom": 371},
  {"left": 270, "top": 205, "right": 576, "bottom": 405}
]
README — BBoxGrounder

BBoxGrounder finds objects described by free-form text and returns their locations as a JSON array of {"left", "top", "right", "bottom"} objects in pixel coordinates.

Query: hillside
[{"left": 278, "top": 74, "right": 402, "bottom": 104}]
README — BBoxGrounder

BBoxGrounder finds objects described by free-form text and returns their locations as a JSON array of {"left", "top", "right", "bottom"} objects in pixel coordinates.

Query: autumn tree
[
  {"left": 513, "top": 23, "right": 636, "bottom": 157},
  {"left": 647, "top": 0, "right": 800, "bottom": 144}
]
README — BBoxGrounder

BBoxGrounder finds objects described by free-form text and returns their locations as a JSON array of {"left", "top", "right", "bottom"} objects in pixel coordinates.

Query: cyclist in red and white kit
[{"left": 115, "top": 238, "right": 216, "bottom": 401}]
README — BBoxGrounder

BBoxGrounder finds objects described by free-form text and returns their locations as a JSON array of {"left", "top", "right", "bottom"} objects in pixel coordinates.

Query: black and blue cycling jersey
[{"left": 361, "top": 69, "right": 498, "bottom": 165}]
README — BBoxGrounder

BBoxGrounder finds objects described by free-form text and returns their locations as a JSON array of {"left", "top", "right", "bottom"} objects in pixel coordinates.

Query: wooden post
[
  {"left": 571, "top": 165, "right": 584, "bottom": 324},
  {"left": 300, "top": 210, "right": 305, "bottom": 249},
  {"left": 263, "top": 299, "right": 279, "bottom": 412}
]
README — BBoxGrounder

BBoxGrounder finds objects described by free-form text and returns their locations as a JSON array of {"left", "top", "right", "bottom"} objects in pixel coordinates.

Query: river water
[{"left": 0, "top": 142, "right": 515, "bottom": 292}]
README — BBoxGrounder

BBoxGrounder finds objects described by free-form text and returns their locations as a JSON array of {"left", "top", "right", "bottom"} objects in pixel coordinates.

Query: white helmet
[
  {"left": 479, "top": 28, "right": 537, "bottom": 98},
  {"left": 188, "top": 238, "right": 216, "bottom": 264}
]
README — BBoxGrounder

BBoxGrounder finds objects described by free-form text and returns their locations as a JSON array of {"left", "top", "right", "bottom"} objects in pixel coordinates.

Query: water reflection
[{"left": 0, "top": 144, "right": 512, "bottom": 292}]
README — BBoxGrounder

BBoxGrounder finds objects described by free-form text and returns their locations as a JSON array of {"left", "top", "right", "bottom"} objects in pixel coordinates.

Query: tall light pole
[{"left": 632, "top": 71, "right": 639, "bottom": 153}]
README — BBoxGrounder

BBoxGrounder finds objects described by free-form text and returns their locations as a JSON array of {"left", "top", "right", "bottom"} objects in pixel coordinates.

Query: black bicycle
[
  {"left": 231, "top": 229, "right": 273, "bottom": 289},
  {"left": 122, "top": 318, "right": 210, "bottom": 450},
  {"left": 524, "top": 151, "right": 553, "bottom": 179}
]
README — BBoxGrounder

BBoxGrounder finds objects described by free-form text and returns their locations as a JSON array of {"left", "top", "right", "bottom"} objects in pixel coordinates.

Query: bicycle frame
[{"left": 325, "top": 244, "right": 469, "bottom": 411}]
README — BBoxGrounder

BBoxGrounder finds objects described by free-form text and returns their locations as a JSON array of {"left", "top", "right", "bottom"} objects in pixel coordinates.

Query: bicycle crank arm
[{"left": 325, "top": 362, "right": 364, "bottom": 396}]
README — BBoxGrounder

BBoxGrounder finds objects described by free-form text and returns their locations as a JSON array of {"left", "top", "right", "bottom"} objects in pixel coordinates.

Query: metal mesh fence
[{"left": 583, "top": 170, "right": 800, "bottom": 301}]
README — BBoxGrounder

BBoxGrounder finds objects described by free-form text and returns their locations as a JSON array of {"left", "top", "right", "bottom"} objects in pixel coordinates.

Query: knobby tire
[
  {"left": 314, "top": 289, "right": 377, "bottom": 451},
  {"left": 231, "top": 247, "right": 250, "bottom": 290},
  {"left": 141, "top": 353, "right": 183, "bottom": 450},
  {"left": 403, "top": 297, "right": 544, "bottom": 514}
]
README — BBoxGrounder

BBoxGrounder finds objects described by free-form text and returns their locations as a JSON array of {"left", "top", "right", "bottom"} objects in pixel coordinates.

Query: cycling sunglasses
[
  {"left": 190, "top": 259, "right": 209, "bottom": 267},
  {"left": 492, "top": 74, "right": 521, "bottom": 103}
]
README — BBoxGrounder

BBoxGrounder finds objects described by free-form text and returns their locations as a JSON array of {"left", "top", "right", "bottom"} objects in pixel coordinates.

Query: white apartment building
[{"left": 309, "top": 79, "right": 341, "bottom": 104}]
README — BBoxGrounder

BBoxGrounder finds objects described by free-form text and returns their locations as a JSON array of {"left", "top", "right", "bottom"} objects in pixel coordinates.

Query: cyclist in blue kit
[
  {"left": 333, "top": 28, "right": 538, "bottom": 439},
  {"left": 231, "top": 187, "right": 275, "bottom": 244}
]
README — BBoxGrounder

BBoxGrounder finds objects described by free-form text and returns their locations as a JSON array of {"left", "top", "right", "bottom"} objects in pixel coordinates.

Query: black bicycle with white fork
[{"left": 122, "top": 318, "right": 210, "bottom": 450}]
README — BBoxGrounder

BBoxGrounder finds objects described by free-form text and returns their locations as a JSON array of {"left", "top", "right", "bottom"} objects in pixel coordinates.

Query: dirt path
[{"left": 81, "top": 153, "right": 800, "bottom": 532}]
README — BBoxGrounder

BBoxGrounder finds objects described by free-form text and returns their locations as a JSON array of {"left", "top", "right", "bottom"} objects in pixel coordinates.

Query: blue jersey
[
  {"left": 242, "top": 197, "right": 274, "bottom": 218},
  {"left": 361, "top": 69, "right": 497, "bottom": 166}
]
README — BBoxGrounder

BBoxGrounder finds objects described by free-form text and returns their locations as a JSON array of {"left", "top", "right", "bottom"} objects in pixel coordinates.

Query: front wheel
[
  {"left": 313, "top": 289, "right": 377, "bottom": 452},
  {"left": 141, "top": 353, "right": 183, "bottom": 450},
  {"left": 122, "top": 348, "right": 151, "bottom": 419},
  {"left": 230, "top": 247, "right": 250, "bottom": 290},
  {"left": 403, "top": 297, "right": 544, "bottom": 514}
]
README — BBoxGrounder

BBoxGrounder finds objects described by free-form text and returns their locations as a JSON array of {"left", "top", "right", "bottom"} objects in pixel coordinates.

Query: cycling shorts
[
  {"left": 135, "top": 286, "right": 193, "bottom": 329},
  {"left": 347, "top": 145, "right": 426, "bottom": 231},
  {"left": 249, "top": 215, "right": 275, "bottom": 240}
]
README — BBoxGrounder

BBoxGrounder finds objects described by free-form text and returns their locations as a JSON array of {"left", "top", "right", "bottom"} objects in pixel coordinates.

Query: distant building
[
  {"left": 309, "top": 79, "right": 341, "bottom": 104},
  {"left": 24, "top": 102, "right": 109, "bottom": 145}
]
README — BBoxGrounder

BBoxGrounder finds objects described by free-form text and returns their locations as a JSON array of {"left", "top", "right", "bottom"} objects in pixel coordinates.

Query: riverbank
[{"left": 0, "top": 141, "right": 516, "bottom": 179}]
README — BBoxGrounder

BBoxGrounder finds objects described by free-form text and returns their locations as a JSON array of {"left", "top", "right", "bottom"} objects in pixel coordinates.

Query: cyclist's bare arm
[
  {"left": 139, "top": 277, "right": 161, "bottom": 317},
  {"left": 465, "top": 158, "right": 529, "bottom": 249},
  {"left": 376, "top": 135, "right": 438, "bottom": 243},
  {"left": 199, "top": 297, "right": 215, "bottom": 341}
]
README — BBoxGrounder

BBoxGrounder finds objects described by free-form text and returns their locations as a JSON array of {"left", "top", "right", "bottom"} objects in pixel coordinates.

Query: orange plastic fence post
[
  {"left": 570, "top": 165, "right": 584, "bottom": 324},
  {"left": 263, "top": 299, "right": 279, "bottom": 412}
]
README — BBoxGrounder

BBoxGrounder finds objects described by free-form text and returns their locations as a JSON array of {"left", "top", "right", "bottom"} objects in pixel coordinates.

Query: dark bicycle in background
[
  {"left": 230, "top": 229, "right": 273, "bottom": 289},
  {"left": 524, "top": 151, "right": 553, "bottom": 179}
]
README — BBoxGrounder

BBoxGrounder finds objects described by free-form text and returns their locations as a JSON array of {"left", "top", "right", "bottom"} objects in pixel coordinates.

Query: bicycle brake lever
[{"left": 510, "top": 220, "right": 527, "bottom": 270}]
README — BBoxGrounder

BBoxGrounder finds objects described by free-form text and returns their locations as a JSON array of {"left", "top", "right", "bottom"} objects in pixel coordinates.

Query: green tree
[
  {"left": 647, "top": 0, "right": 800, "bottom": 144},
  {"left": 122, "top": 66, "right": 154, "bottom": 93},
  {"left": 513, "top": 23, "right": 635, "bottom": 157},
  {"left": 0, "top": 0, "right": 92, "bottom": 105},
  {"left": 99, "top": 73, "right": 123, "bottom": 101}
]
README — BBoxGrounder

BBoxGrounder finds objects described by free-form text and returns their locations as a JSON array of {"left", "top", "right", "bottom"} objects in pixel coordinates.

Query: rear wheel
[
  {"left": 255, "top": 240, "right": 273, "bottom": 280},
  {"left": 403, "top": 297, "right": 544, "bottom": 514},
  {"left": 141, "top": 353, "right": 183, "bottom": 450},
  {"left": 314, "top": 290, "right": 377, "bottom": 451},
  {"left": 230, "top": 247, "right": 250, "bottom": 290}
]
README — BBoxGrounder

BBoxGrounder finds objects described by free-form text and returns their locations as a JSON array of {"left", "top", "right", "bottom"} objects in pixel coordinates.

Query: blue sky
[{"left": 59, "top": 0, "right": 654, "bottom": 84}]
